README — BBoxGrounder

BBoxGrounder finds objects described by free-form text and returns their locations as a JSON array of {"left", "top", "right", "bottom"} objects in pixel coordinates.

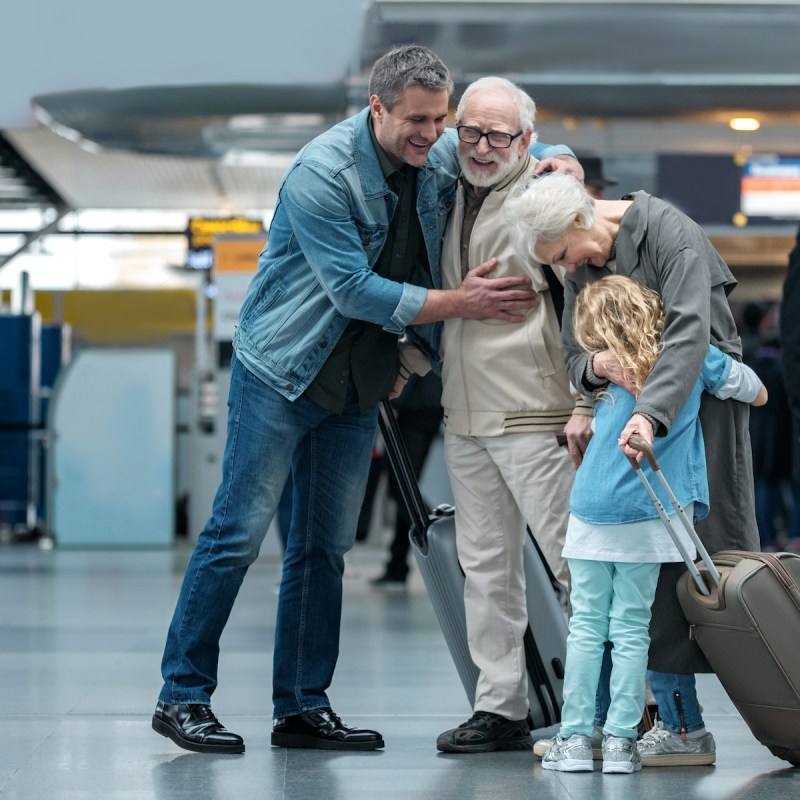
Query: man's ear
[
  {"left": 519, "top": 128, "right": 534, "bottom": 152},
  {"left": 369, "top": 95, "right": 383, "bottom": 122}
]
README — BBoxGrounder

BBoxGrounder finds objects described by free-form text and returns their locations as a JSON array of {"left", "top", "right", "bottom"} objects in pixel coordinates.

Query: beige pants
[{"left": 444, "top": 430, "right": 573, "bottom": 720}]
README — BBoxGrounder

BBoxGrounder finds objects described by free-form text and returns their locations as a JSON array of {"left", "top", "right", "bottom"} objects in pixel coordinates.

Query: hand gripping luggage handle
[
  {"left": 626, "top": 435, "right": 721, "bottom": 594},
  {"left": 378, "top": 399, "right": 430, "bottom": 550}
]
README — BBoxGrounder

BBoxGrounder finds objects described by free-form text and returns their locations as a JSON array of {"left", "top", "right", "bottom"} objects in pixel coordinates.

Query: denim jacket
[
  {"left": 233, "top": 108, "right": 571, "bottom": 401},
  {"left": 570, "top": 345, "right": 734, "bottom": 524}
]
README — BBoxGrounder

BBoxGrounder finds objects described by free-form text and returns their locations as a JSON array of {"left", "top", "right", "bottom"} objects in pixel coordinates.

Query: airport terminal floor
[{"left": 1, "top": 537, "right": 798, "bottom": 800}]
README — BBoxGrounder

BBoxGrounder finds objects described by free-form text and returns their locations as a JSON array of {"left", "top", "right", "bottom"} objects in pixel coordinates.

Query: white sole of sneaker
[
  {"left": 542, "top": 760, "right": 594, "bottom": 772},
  {"left": 640, "top": 752, "right": 716, "bottom": 767},
  {"left": 602, "top": 762, "right": 642, "bottom": 774},
  {"left": 533, "top": 743, "right": 603, "bottom": 760}
]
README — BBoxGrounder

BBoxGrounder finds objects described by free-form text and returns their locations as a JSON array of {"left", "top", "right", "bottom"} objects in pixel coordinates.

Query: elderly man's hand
[
  {"left": 564, "top": 412, "right": 594, "bottom": 468},
  {"left": 534, "top": 155, "right": 585, "bottom": 182}
]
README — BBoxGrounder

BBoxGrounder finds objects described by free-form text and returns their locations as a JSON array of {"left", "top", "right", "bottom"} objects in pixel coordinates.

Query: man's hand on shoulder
[{"left": 534, "top": 155, "right": 585, "bottom": 182}]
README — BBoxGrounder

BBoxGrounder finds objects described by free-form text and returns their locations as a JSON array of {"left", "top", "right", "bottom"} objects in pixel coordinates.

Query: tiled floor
[{"left": 1, "top": 538, "right": 798, "bottom": 799}]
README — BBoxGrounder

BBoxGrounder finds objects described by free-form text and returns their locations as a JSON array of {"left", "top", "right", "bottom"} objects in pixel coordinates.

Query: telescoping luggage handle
[
  {"left": 626, "top": 435, "right": 721, "bottom": 595},
  {"left": 378, "top": 398, "right": 431, "bottom": 550}
]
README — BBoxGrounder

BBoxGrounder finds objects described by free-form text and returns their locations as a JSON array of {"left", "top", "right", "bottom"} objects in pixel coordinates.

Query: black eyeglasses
[{"left": 456, "top": 125, "right": 523, "bottom": 149}]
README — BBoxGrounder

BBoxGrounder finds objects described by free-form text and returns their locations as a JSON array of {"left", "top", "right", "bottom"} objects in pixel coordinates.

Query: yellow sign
[{"left": 187, "top": 216, "right": 264, "bottom": 250}]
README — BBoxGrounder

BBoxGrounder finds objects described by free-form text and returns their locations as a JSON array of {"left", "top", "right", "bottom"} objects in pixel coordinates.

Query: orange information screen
[{"left": 741, "top": 157, "right": 800, "bottom": 219}]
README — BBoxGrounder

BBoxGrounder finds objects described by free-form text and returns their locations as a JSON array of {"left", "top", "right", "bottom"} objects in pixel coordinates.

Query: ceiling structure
[
  {"left": 1, "top": 1, "right": 799, "bottom": 221},
  {"left": 360, "top": 0, "right": 800, "bottom": 119}
]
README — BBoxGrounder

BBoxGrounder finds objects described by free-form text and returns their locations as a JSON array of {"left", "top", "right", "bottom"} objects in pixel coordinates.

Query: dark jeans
[{"left": 159, "top": 355, "right": 378, "bottom": 717}]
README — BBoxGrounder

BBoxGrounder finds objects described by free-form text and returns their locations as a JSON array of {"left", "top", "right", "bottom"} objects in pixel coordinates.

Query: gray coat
[{"left": 562, "top": 191, "right": 759, "bottom": 673}]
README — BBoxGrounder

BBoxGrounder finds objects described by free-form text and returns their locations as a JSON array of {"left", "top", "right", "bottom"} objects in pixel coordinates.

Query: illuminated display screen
[
  {"left": 741, "top": 156, "right": 800, "bottom": 220},
  {"left": 186, "top": 216, "right": 264, "bottom": 269}
]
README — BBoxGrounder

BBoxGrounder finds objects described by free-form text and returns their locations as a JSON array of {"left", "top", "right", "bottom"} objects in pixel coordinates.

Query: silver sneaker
[
  {"left": 533, "top": 725, "right": 603, "bottom": 759},
  {"left": 638, "top": 719, "right": 716, "bottom": 767},
  {"left": 602, "top": 734, "right": 641, "bottom": 774},
  {"left": 541, "top": 734, "right": 594, "bottom": 772}
]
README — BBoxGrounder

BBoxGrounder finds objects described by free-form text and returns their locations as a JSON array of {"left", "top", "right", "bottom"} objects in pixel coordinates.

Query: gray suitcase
[
  {"left": 378, "top": 399, "right": 567, "bottom": 731},
  {"left": 628, "top": 435, "right": 800, "bottom": 766}
]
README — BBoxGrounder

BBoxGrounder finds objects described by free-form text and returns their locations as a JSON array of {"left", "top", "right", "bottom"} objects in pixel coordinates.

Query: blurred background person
[
  {"left": 747, "top": 309, "right": 800, "bottom": 551},
  {"left": 577, "top": 154, "right": 619, "bottom": 200},
  {"left": 778, "top": 227, "right": 800, "bottom": 550}
]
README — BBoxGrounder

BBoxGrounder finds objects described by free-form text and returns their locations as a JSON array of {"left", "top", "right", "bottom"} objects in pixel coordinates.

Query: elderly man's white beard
[{"left": 458, "top": 148, "right": 520, "bottom": 189}]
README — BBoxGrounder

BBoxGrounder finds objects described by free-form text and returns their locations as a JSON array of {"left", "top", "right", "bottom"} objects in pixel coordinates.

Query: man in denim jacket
[{"left": 153, "top": 45, "right": 577, "bottom": 754}]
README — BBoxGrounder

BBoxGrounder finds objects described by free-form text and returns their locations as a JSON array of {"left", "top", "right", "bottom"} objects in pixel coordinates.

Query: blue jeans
[
  {"left": 561, "top": 559, "right": 661, "bottom": 740},
  {"left": 646, "top": 670, "right": 705, "bottom": 734},
  {"left": 595, "top": 649, "right": 706, "bottom": 734},
  {"left": 159, "top": 355, "right": 378, "bottom": 718},
  {"left": 593, "top": 641, "right": 613, "bottom": 728}
]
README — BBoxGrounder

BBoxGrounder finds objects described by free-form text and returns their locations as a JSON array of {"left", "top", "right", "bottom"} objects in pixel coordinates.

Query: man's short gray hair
[
  {"left": 456, "top": 76, "right": 537, "bottom": 136},
  {"left": 368, "top": 45, "right": 453, "bottom": 110},
  {"left": 506, "top": 172, "right": 596, "bottom": 262}
]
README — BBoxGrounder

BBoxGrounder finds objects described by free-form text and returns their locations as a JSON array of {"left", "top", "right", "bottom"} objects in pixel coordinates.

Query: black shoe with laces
[
  {"left": 152, "top": 701, "right": 245, "bottom": 753},
  {"left": 272, "top": 708, "right": 384, "bottom": 751},
  {"left": 436, "top": 711, "right": 532, "bottom": 753}
]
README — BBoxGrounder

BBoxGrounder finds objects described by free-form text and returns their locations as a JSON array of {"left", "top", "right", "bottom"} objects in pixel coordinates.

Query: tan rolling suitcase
[{"left": 629, "top": 436, "right": 800, "bottom": 766}]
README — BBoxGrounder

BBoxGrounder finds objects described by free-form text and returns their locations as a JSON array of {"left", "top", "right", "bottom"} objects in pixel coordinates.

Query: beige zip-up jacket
[{"left": 440, "top": 154, "right": 591, "bottom": 436}]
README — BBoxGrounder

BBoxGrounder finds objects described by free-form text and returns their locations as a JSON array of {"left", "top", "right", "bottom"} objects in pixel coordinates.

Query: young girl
[{"left": 542, "top": 275, "right": 767, "bottom": 774}]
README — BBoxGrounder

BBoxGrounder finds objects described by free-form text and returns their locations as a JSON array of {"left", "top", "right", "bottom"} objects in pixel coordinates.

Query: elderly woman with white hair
[{"left": 506, "top": 172, "right": 759, "bottom": 767}]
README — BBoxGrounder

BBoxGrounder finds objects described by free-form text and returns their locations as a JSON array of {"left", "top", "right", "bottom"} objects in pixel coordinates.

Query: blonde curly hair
[{"left": 573, "top": 275, "right": 664, "bottom": 394}]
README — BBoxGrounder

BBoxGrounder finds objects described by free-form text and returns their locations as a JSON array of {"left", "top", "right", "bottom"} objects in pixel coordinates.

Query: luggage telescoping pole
[
  {"left": 378, "top": 399, "right": 431, "bottom": 551},
  {"left": 626, "top": 434, "right": 721, "bottom": 595}
]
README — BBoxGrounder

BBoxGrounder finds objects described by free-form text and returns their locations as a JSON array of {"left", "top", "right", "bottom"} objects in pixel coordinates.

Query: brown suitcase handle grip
[
  {"left": 714, "top": 550, "right": 800, "bottom": 612},
  {"left": 626, "top": 434, "right": 659, "bottom": 472}
]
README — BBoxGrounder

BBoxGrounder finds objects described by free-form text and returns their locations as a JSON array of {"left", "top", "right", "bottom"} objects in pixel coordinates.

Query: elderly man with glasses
[{"left": 434, "top": 76, "right": 590, "bottom": 754}]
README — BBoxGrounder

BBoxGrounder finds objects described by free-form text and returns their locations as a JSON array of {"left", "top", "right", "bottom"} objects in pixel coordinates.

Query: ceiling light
[{"left": 729, "top": 117, "right": 760, "bottom": 132}]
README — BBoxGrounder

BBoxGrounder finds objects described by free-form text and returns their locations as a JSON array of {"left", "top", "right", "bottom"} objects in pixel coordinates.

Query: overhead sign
[{"left": 187, "top": 216, "right": 264, "bottom": 269}]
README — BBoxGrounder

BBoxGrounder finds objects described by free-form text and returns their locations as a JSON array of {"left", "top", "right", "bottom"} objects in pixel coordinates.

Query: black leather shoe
[
  {"left": 271, "top": 708, "right": 384, "bottom": 751},
  {"left": 152, "top": 701, "right": 245, "bottom": 754}
]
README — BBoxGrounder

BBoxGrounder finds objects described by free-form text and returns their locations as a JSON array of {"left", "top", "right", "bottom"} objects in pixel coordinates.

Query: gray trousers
[{"left": 445, "top": 430, "right": 573, "bottom": 719}]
